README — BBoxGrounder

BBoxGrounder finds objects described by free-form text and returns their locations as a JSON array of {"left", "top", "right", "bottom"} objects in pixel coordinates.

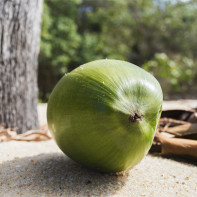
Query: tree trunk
[{"left": 0, "top": 0, "right": 43, "bottom": 133}]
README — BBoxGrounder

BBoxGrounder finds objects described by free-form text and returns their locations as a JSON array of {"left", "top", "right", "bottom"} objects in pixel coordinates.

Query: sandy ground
[
  {"left": 0, "top": 100, "right": 197, "bottom": 197},
  {"left": 0, "top": 140, "right": 197, "bottom": 197}
]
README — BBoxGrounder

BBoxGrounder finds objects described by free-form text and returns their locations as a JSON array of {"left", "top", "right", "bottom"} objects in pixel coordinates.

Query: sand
[{"left": 0, "top": 140, "right": 197, "bottom": 197}]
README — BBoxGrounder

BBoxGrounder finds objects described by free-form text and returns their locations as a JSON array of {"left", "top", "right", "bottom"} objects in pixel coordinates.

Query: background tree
[
  {"left": 0, "top": 0, "right": 43, "bottom": 133},
  {"left": 39, "top": 0, "right": 197, "bottom": 101}
]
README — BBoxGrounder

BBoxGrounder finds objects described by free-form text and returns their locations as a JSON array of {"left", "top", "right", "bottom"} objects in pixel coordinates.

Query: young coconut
[{"left": 47, "top": 59, "right": 163, "bottom": 173}]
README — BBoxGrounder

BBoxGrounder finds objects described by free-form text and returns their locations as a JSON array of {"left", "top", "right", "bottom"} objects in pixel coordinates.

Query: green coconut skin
[{"left": 47, "top": 59, "right": 163, "bottom": 173}]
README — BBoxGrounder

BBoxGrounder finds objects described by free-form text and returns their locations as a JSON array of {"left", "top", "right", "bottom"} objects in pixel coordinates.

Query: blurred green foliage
[
  {"left": 143, "top": 53, "right": 196, "bottom": 97},
  {"left": 39, "top": 0, "right": 197, "bottom": 101}
]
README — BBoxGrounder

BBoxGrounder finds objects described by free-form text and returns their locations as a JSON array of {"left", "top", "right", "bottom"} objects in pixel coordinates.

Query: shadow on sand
[{"left": 0, "top": 153, "right": 129, "bottom": 196}]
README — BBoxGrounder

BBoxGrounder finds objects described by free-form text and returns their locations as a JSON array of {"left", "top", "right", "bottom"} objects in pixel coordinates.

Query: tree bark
[{"left": 0, "top": 0, "right": 43, "bottom": 133}]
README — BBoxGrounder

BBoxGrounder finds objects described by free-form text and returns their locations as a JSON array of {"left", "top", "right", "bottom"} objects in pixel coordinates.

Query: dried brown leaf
[
  {"left": 164, "top": 123, "right": 197, "bottom": 136},
  {"left": 0, "top": 124, "right": 51, "bottom": 142}
]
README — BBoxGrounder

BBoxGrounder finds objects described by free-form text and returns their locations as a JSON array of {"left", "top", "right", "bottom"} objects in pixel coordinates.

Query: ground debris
[
  {"left": 0, "top": 124, "right": 51, "bottom": 142},
  {"left": 151, "top": 105, "right": 197, "bottom": 159}
]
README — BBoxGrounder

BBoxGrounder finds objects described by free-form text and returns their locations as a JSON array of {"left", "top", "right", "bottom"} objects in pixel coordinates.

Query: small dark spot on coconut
[{"left": 129, "top": 112, "right": 143, "bottom": 123}]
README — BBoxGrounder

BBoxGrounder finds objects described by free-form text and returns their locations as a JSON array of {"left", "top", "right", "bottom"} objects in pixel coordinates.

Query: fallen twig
[{"left": 155, "top": 133, "right": 197, "bottom": 158}]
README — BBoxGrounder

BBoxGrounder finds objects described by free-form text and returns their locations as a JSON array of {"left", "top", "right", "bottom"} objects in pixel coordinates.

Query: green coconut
[{"left": 47, "top": 59, "right": 163, "bottom": 173}]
